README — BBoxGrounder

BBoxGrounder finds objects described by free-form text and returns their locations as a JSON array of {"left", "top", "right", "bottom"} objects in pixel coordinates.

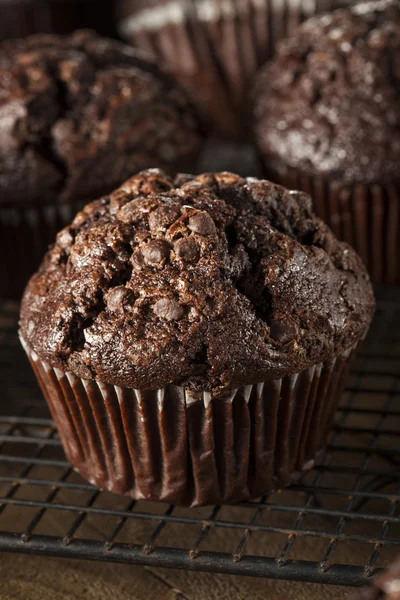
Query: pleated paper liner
[
  {"left": 22, "top": 336, "right": 361, "bottom": 507},
  {"left": 0, "top": 201, "right": 83, "bottom": 301},
  {"left": 263, "top": 165, "right": 400, "bottom": 284},
  {"left": 118, "top": 0, "right": 354, "bottom": 139}
]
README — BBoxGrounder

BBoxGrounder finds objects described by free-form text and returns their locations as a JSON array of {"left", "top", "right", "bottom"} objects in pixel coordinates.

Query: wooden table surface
[{"left": 0, "top": 552, "right": 354, "bottom": 600}]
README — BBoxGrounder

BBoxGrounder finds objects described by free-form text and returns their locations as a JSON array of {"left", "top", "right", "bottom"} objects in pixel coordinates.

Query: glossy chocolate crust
[
  {"left": 20, "top": 169, "right": 375, "bottom": 394},
  {"left": 253, "top": 0, "right": 400, "bottom": 184},
  {"left": 0, "top": 30, "right": 203, "bottom": 208}
]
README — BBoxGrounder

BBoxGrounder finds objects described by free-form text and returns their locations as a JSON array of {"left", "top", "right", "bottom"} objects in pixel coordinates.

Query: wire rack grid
[{"left": 0, "top": 288, "right": 399, "bottom": 588}]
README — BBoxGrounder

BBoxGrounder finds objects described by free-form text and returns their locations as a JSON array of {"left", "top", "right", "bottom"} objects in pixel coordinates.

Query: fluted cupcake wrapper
[
  {"left": 119, "top": 0, "right": 353, "bottom": 138},
  {"left": 264, "top": 166, "right": 400, "bottom": 284},
  {"left": 21, "top": 335, "right": 363, "bottom": 506},
  {"left": 0, "top": 201, "right": 83, "bottom": 300}
]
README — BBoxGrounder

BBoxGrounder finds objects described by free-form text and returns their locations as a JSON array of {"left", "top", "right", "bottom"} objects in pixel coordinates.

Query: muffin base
[
  {"left": 0, "top": 201, "right": 82, "bottom": 301},
  {"left": 264, "top": 166, "right": 400, "bottom": 284},
  {"left": 22, "top": 337, "right": 361, "bottom": 506}
]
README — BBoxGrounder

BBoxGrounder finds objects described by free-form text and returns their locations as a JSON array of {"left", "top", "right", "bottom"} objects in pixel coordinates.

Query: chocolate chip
[
  {"left": 153, "top": 298, "right": 184, "bottom": 321},
  {"left": 149, "top": 205, "right": 180, "bottom": 232},
  {"left": 131, "top": 249, "right": 145, "bottom": 270},
  {"left": 174, "top": 237, "right": 199, "bottom": 262},
  {"left": 188, "top": 211, "right": 216, "bottom": 237},
  {"left": 141, "top": 240, "right": 170, "bottom": 266},
  {"left": 270, "top": 319, "right": 296, "bottom": 344},
  {"left": 107, "top": 287, "right": 135, "bottom": 313}
]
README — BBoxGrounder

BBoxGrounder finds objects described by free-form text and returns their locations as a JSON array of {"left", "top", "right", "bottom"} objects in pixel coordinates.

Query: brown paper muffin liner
[
  {"left": 263, "top": 166, "right": 400, "bottom": 284},
  {"left": 0, "top": 201, "right": 82, "bottom": 301},
  {"left": 118, "top": 0, "right": 353, "bottom": 138},
  {"left": 21, "top": 336, "right": 362, "bottom": 506}
]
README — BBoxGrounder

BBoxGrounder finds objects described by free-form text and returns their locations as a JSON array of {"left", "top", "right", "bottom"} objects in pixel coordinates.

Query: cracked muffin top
[
  {"left": 0, "top": 30, "right": 203, "bottom": 208},
  {"left": 20, "top": 169, "right": 375, "bottom": 393},
  {"left": 252, "top": 0, "right": 400, "bottom": 183}
]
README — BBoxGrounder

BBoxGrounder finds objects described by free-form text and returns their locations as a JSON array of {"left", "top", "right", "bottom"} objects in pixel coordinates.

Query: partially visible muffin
[
  {"left": 0, "top": 30, "right": 203, "bottom": 206},
  {"left": 117, "top": 0, "right": 352, "bottom": 139},
  {"left": 253, "top": 0, "right": 400, "bottom": 283},
  {"left": 20, "top": 169, "right": 375, "bottom": 506},
  {"left": 0, "top": 30, "right": 204, "bottom": 298}
]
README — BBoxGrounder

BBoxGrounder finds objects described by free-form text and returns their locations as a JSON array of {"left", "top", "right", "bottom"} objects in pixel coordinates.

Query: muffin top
[
  {"left": 253, "top": 0, "right": 400, "bottom": 183},
  {"left": 20, "top": 169, "right": 375, "bottom": 393},
  {"left": 0, "top": 30, "right": 203, "bottom": 207}
]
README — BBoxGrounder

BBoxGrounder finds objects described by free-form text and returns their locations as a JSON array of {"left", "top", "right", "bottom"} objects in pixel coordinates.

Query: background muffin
[
  {"left": 0, "top": 30, "right": 204, "bottom": 299},
  {"left": 253, "top": 0, "right": 400, "bottom": 283},
  {"left": 20, "top": 169, "right": 375, "bottom": 506},
  {"left": 117, "top": 0, "right": 353, "bottom": 139}
]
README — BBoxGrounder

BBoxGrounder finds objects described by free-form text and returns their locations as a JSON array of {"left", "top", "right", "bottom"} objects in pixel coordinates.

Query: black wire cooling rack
[{"left": 0, "top": 288, "right": 399, "bottom": 588}]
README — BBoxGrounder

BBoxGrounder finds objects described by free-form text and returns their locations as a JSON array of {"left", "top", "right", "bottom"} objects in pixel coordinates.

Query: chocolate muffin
[
  {"left": 351, "top": 556, "right": 400, "bottom": 599},
  {"left": 20, "top": 169, "right": 375, "bottom": 506},
  {"left": 0, "top": 30, "right": 204, "bottom": 299},
  {"left": 117, "top": 0, "right": 353, "bottom": 139},
  {"left": 0, "top": 0, "right": 116, "bottom": 41},
  {"left": 252, "top": 0, "right": 400, "bottom": 283}
]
